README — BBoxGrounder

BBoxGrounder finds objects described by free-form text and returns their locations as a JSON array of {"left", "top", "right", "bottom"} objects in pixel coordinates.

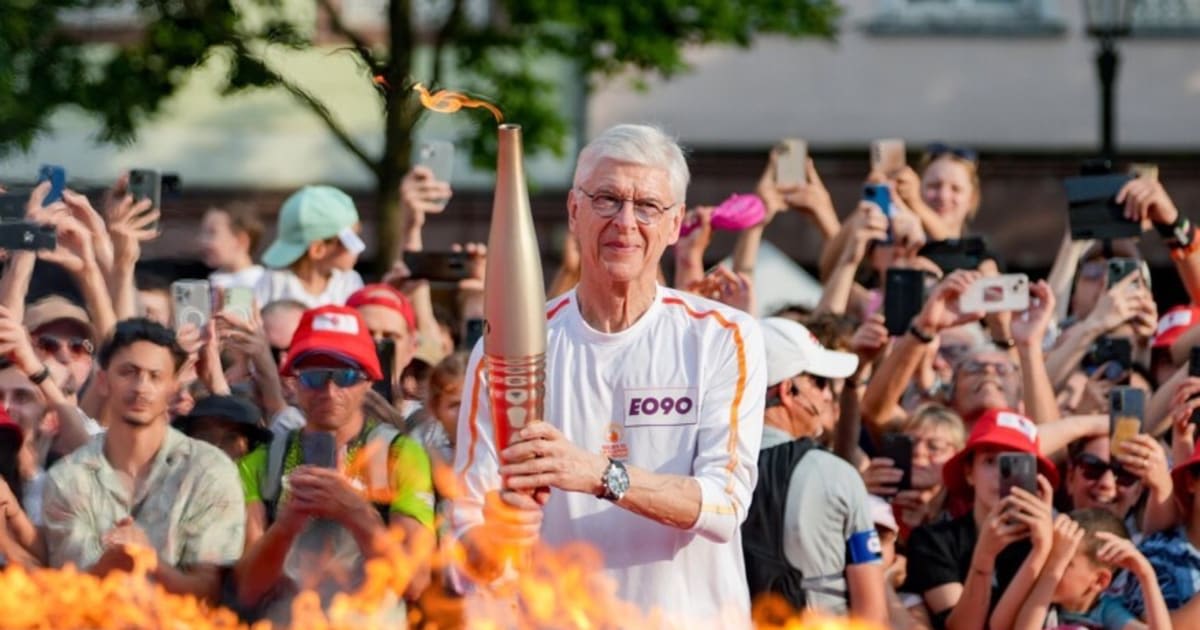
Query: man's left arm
[
  {"left": 839, "top": 467, "right": 888, "bottom": 625},
  {"left": 174, "top": 452, "right": 248, "bottom": 602}
]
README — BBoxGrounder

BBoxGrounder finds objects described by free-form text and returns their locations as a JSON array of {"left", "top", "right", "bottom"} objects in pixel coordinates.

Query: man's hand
[
  {"left": 841, "top": 203, "right": 891, "bottom": 266},
  {"left": 913, "top": 270, "right": 986, "bottom": 334},
  {"left": 850, "top": 313, "right": 889, "bottom": 364},
  {"left": 688, "top": 266, "right": 754, "bottom": 314},
  {"left": 401, "top": 165, "right": 452, "bottom": 227},
  {"left": 1117, "top": 178, "right": 1179, "bottom": 227},
  {"left": 32, "top": 214, "right": 96, "bottom": 275},
  {"left": 0, "top": 305, "right": 42, "bottom": 376},
  {"left": 1011, "top": 280, "right": 1056, "bottom": 346},
  {"left": 286, "top": 466, "right": 373, "bottom": 523},
  {"left": 499, "top": 422, "right": 608, "bottom": 496},
  {"left": 61, "top": 190, "right": 114, "bottom": 275},
  {"left": 452, "top": 241, "right": 487, "bottom": 294},
  {"left": 106, "top": 194, "right": 158, "bottom": 269},
  {"left": 1084, "top": 271, "right": 1146, "bottom": 335},
  {"left": 861, "top": 457, "right": 904, "bottom": 497}
]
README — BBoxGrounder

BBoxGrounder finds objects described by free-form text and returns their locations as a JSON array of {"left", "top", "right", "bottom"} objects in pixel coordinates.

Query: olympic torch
[{"left": 484, "top": 124, "right": 547, "bottom": 477}]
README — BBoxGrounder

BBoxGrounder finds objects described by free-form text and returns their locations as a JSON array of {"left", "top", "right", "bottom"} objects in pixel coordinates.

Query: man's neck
[
  {"left": 331, "top": 412, "right": 367, "bottom": 449},
  {"left": 763, "top": 411, "right": 799, "bottom": 440},
  {"left": 576, "top": 274, "right": 657, "bottom": 333},
  {"left": 104, "top": 418, "right": 168, "bottom": 480}
]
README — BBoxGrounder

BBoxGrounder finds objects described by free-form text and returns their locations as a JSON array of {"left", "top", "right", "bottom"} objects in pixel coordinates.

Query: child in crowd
[
  {"left": 254, "top": 185, "right": 365, "bottom": 308},
  {"left": 1013, "top": 508, "right": 1170, "bottom": 630},
  {"left": 200, "top": 203, "right": 265, "bottom": 290}
]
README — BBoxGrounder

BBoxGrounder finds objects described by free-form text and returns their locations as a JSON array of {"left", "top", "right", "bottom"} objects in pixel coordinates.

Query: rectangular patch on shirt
[{"left": 622, "top": 387, "right": 699, "bottom": 427}]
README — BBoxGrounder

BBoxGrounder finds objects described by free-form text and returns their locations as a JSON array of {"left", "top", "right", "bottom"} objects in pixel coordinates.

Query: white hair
[{"left": 573, "top": 124, "right": 690, "bottom": 205}]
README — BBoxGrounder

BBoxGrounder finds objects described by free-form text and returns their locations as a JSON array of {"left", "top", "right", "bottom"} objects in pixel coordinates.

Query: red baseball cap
[
  {"left": 282, "top": 305, "right": 383, "bottom": 381},
  {"left": 942, "top": 409, "right": 1059, "bottom": 509},
  {"left": 1152, "top": 304, "right": 1200, "bottom": 349},
  {"left": 346, "top": 284, "right": 416, "bottom": 333},
  {"left": 1171, "top": 442, "right": 1200, "bottom": 511}
]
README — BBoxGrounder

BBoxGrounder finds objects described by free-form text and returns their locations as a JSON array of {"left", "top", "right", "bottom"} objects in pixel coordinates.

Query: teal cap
[{"left": 261, "top": 186, "right": 360, "bottom": 268}]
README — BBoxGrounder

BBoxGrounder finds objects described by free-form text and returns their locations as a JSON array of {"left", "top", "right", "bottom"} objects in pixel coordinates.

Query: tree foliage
[{"left": 0, "top": 0, "right": 840, "bottom": 263}]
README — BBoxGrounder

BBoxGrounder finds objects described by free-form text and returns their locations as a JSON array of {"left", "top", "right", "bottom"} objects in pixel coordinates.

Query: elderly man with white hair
[{"left": 453, "top": 124, "right": 766, "bottom": 626}]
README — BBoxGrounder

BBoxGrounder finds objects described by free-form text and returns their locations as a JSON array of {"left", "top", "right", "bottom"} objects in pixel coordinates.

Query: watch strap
[{"left": 28, "top": 365, "right": 50, "bottom": 385}]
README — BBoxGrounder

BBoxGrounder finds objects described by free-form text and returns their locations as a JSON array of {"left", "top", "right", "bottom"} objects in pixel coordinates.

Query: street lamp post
[{"left": 1083, "top": 0, "right": 1134, "bottom": 159}]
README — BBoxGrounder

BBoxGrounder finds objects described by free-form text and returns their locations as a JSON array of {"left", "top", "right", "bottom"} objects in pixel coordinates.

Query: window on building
[{"left": 866, "top": 0, "right": 1066, "bottom": 35}]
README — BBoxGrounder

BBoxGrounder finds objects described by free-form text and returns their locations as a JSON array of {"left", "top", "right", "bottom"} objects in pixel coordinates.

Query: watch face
[{"left": 605, "top": 461, "right": 631, "bottom": 498}]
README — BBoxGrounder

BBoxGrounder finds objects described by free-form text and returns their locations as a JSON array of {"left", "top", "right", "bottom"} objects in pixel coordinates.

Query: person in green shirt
[{"left": 232, "top": 305, "right": 434, "bottom": 622}]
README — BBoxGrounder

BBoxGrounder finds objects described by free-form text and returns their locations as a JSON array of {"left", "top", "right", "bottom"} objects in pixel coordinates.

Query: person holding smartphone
[
  {"left": 893, "top": 143, "right": 981, "bottom": 241},
  {"left": 901, "top": 409, "right": 1058, "bottom": 630}
]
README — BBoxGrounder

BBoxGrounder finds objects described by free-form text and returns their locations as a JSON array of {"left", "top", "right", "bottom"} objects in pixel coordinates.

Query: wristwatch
[{"left": 598, "top": 458, "right": 630, "bottom": 502}]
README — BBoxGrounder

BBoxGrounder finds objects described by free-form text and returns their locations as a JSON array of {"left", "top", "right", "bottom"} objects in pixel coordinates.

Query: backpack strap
[
  {"left": 365, "top": 422, "right": 401, "bottom": 498},
  {"left": 260, "top": 430, "right": 294, "bottom": 511}
]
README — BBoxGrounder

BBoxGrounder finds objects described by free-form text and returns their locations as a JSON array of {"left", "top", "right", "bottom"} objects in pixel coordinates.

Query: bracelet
[
  {"left": 1156, "top": 216, "right": 1192, "bottom": 244},
  {"left": 992, "top": 337, "right": 1016, "bottom": 349},
  {"left": 908, "top": 323, "right": 935, "bottom": 344},
  {"left": 1170, "top": 234, "right": 1200, "bottom": 262},
  {"left": 28, "top": 365, "right": 50, "bottom": 385}
]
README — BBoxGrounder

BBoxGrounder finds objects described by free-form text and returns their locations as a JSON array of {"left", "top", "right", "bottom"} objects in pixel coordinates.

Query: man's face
[
  {"left": 294, "top": 355, "right": 370, "bottom": 433},
  {"left": 356, "top": 304, "right": 416, "bottom": 376},
  {"left": 0, "top": 368, "right": 48, "bottom": 440},
  {"left": 952, "top": 349, "right": 1021, "bottom": 419},
  {"left": 568, "top": 159, "right": 683, "bottom": 286},
  {"left": 139, "top": 290, "right": 172, "bottom": 327},
  {"left": 98, "top": 341, "right": 179, "bottom": 428},
  {"left": 33, "top": 320, "right": 93, "bottom": 389}
]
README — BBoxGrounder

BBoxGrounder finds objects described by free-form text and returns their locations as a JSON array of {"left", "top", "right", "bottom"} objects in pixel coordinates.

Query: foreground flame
[
  {"left": 0, "top": 461, "right": 884, "bottom": 630},
  {"left": 413, "top": 83, "right": 504, "bottom": 123}
]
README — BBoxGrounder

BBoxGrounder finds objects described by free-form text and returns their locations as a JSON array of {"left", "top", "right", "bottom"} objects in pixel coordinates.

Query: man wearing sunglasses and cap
[
  {"left": 234, "top": 305, "right": 434, "bottom": 620},
  {"left": 742, "top": 317, "right": 887, "bottom": 624}
]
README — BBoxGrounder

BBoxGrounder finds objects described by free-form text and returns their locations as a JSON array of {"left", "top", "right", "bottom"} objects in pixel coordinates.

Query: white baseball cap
[
  {"left": 867, "top": 494, "right": 899, "bottom": 533},
  {"left": 760, "top": 317, "right": 859, "bottom": 386}
]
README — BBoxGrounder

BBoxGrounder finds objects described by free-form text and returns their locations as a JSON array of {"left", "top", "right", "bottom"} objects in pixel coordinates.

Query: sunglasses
[
  {"left": 296, "top": 368, "right": 368, "bottom": 390},
  {"left": 805, "top": 374, "right": 831, "bottom": 390},
  {"left": 959, "top": 359, "right": 1018, "bottom": 377},
  {"left": 1075, "top": 453, "right": 1139, "bottom": 487},
  {"left": 925, "top": 142, "right": 978, "bottom": 164},
  {"left": 36, "top": 335, "right": 94, "bottom": 357}
]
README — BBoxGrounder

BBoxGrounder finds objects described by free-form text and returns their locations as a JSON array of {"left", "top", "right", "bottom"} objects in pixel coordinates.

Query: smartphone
[
  {"left": 863, "top": 183, "right": 893, "bottom": 244},
  {"left": 919, "top": 237, "right": 989, "bottom": 274},
  {"left": 1109, "top": 386, "right": 1145, "bottom": 459},
  {"left": 1086, "top": 337, "right": 1133, "bottom": 383},
  {"left": 403, "top": 251, "right": 470, "bottom": 282},
  {"left": 884, "top": 269, "right": 928, "bottom": 337},
  {"left": 1189, "top": 347, "right": 1200, "bottom": 427},
  {"left": 959, "top": 274, "right": 1030, "bottom": 314},
  {"left": 1064, "top": 173, "right": 1139, "bottom": 240},
  {"left": 415, "top": 140, "right": 454, "bottom": 211},
  {"left": 870, "top": 139, "right": 906, "bottom": 175},
  {"left": 171, "top": 279, "right": 212, "bottom": 330},
  {"left": 999, "top": 452, "right": 1038, "bottom": 499},
  {"left": 1107, "top": 257, "right": 1141, "bottom": 289},
  {"left": 0, "top": 222, "right": 56, "bottom": 251},
  {"left": 372, "top": 338, "right": 396, "bottom": 404},
  {"left": 300, "top": 431, "right": 337, "bottom": 469},
  {"left": 128, "top": 168, "right": 162, "bottom": 232},
  {"left": 879, "top": 433, "right": 914, "bottom": 491},
  {"left": 776, "top": 138, "right": 808, "bottom": 186},
  {"left": 37, "top": 165, "right": 66, "bottom": 205},
  {"left": 464, "top": 317, "right": 485, "bottom": 352},
  {"left": 220, "top": 286, "right": 255, "bottom": 322}
]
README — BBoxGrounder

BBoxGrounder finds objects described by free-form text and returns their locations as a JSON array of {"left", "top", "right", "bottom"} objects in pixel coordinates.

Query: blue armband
[{"left": 847, "top": 529, "right": 883, "bottom": 564}]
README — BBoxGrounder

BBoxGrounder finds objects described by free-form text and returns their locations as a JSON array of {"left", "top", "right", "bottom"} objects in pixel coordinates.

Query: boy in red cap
[
  {"left": 235, "top": 305, "right": 434, "bottom": 622},
  {"left": 902, "top": 409, "right": 1058, "bottom": 630}
]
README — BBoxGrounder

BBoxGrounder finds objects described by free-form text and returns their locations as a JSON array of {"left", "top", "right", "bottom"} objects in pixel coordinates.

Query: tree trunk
[{"left": 374, "top": 157, "right": 407, "bottom": 273}]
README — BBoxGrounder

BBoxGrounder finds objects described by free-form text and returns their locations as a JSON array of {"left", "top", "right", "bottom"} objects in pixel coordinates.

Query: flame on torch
[{"left": 412, "top": 83, "right": 504, "bottom": 123}]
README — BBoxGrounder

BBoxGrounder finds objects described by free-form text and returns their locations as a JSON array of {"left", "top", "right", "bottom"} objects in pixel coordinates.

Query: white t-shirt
[
  {"left": 210, "top": 265, "right": 265, "bottom": 291},
  {"left": 452, "top": 286, "right": 766, "bottom": 628},
  {"left": 253, "top": 268, "right": 364, "bottom": 309}
]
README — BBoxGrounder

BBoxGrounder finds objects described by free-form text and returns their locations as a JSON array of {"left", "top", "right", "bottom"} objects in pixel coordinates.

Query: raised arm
[
  {"left": 1118, "top": 177, "right": 1200, "bottom": 305},
  {"left": 1012, "top": 281, "right": 1061, "bottom": 424}
]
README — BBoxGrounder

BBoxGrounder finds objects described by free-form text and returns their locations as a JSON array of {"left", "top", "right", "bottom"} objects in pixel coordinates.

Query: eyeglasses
[
  {"left": 959, "top": 359, "right": 1018, "bottom": 377},
  {"left": 1075, "top": 453, "right": 1139, "bottom": 487},
  {"left": 36, "top": 335, "right": 93, "bottom": 357},
  {"left": 575, "top": 187, "right": 679, "bottom": 224},
  {"left": 925, "top": 142, "right": 978, "bottom": 164},
  {"left": 296, "top": 368, "right": 368, "bottom": 390}
]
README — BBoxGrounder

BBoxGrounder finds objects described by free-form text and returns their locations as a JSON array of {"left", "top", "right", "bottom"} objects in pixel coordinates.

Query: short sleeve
[
  {"left": 238, "top": 446, "right": 267, "bottom": 504},
  {"left": 834, "top": 463, "right": 881, "bottom": 566},
  {"left": 387, "top": 436, "right": 435, "bottom": 529},
  {"left": 901, "top": 523, "right": 962, "bottom": 596},
  {"left": 41, "top": 472, "right": 102, "bottom": 569}
]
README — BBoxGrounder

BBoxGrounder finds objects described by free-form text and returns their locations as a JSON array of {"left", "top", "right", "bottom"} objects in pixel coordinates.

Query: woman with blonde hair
[{"left": 894, "top": 143, "right": 982, "bottom": 241}]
